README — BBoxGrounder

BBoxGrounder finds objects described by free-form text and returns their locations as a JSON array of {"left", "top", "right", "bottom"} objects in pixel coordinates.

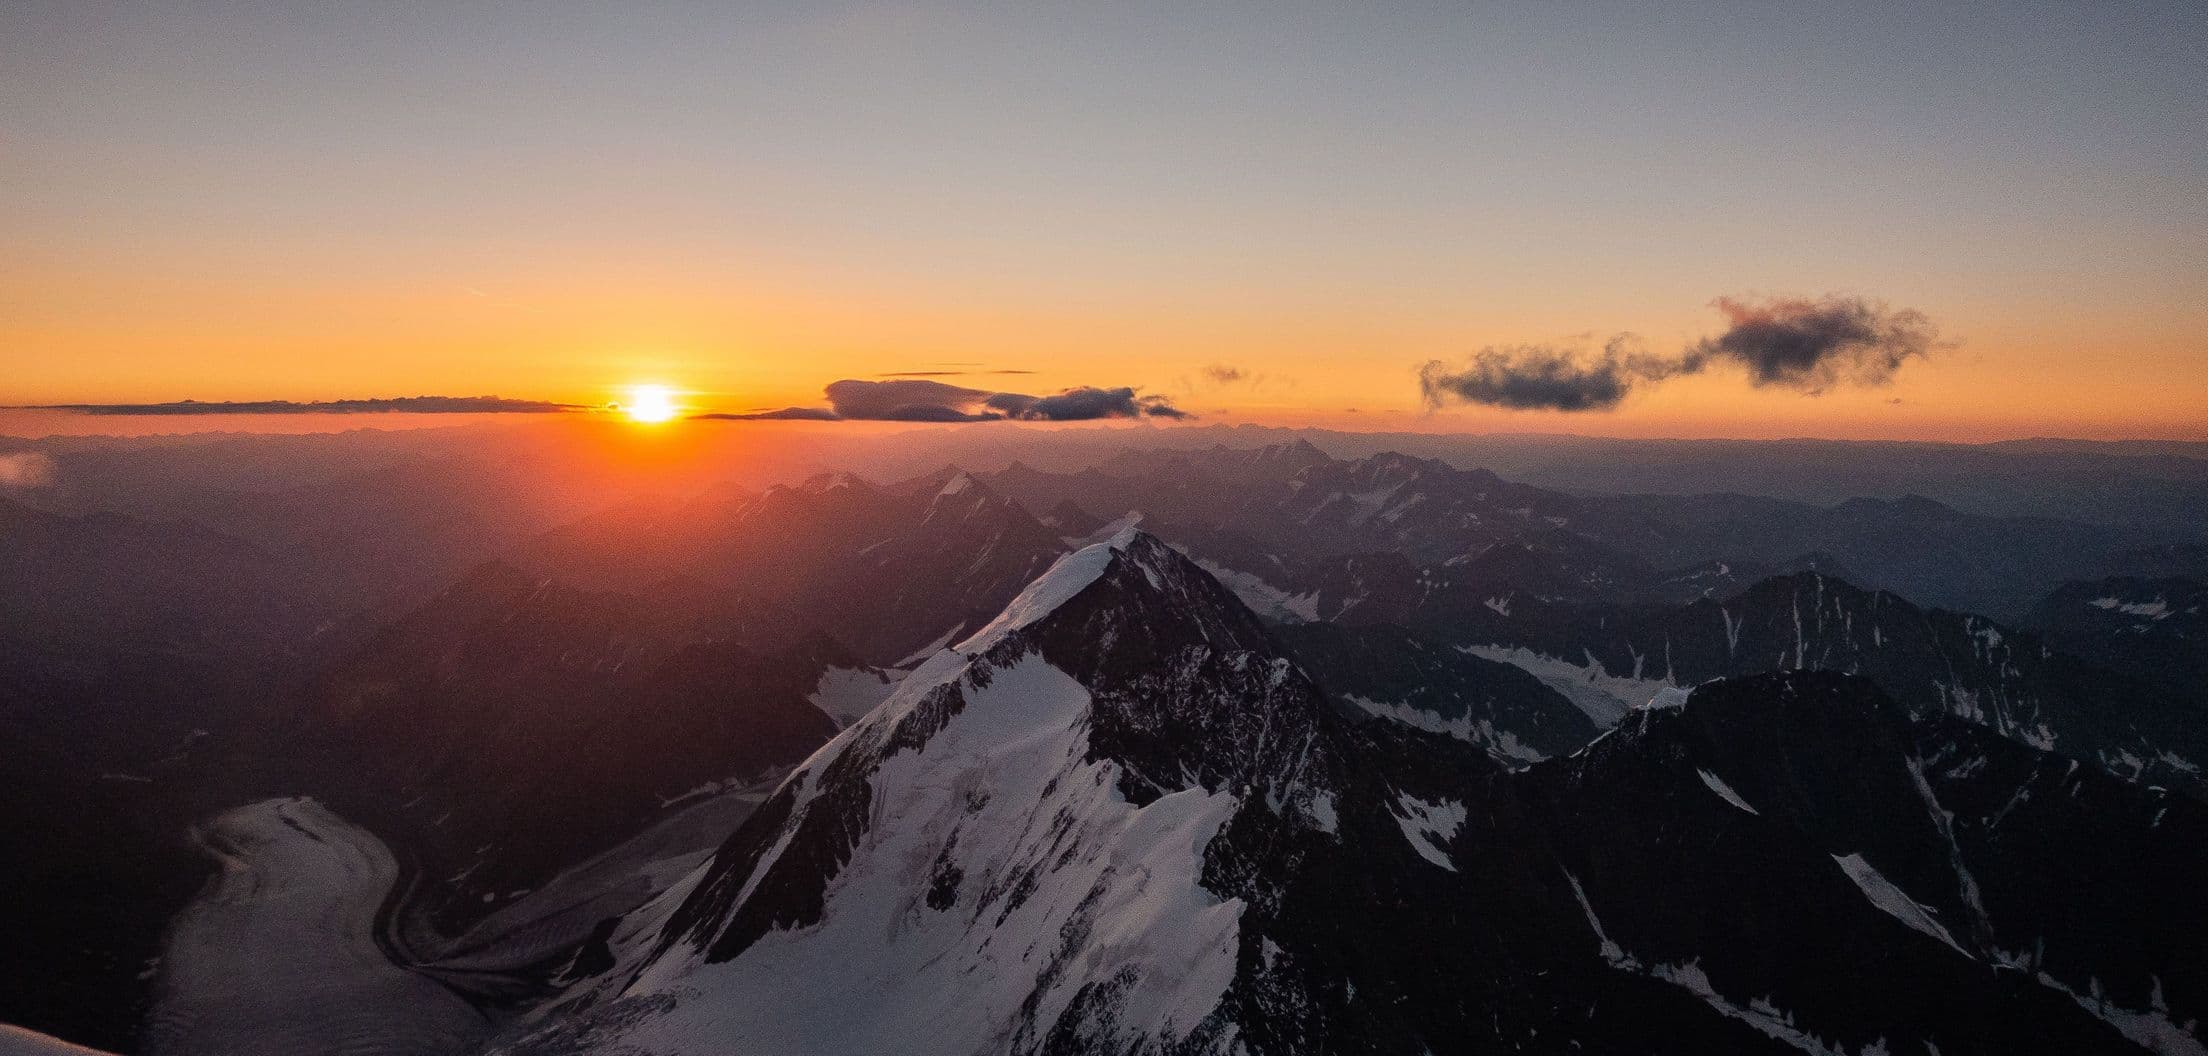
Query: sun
[{"left": 621, "top": 384, "right": 680, "bottom": 424}]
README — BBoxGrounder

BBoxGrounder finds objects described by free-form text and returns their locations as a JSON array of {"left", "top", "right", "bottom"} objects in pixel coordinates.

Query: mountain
[
  {"left": 1418, "top": 571, "right": 2208, "bottom": 797},
  {"left": 303, "top": 563, "right": 893, "bottom": 931},
  {"left": 2027, "top": 577, "right": 2207, "bottom": 703},
  {"left": 982, "top": 446, "right": 2158, "bottom": 619},
  {"left": 495, "top": 524, "right": 1345, "bottom": 1053},
  {"left": 486, "top": 530, "right": 2204, "bottom": 1055},
  {"left": 1508, "top": 672, "right": 2204, "bottom": 1055}
]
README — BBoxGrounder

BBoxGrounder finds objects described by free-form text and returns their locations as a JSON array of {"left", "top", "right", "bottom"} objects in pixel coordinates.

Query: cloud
[
  {"left": 824, "top": 378, "right": 999, "bottom": 420},
  {"left": 1419, "top": 336, "right": 1678, "bottom": 412},
  {"left": 0, "top": 452, "right": 56, "bottom": 488},
  {"left": 1203, "top": 364, "right": 1246, "bottom": 384},
  {"left": 1684, "top": 295, "right": 1941, "bottom": 394},
  {"left": 986, "top": 386, "right": 1190, "bottom": 421},
  {"left": 42, "top": 396, "right": 579, "bottom": 415},
  {"left": 701, "top": 378, "right": 1189, "bottom": 422},
  {"left": 1420, "top": 295, "right": 1945, "bottom": 412}
]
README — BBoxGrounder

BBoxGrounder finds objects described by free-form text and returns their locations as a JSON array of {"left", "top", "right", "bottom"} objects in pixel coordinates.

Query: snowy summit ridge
[{"left": 505, "top": 526, "right": 1337, "bottom": 1055}]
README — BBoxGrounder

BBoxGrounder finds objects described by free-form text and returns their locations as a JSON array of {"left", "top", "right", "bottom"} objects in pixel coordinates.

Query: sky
[{"left": 3, "top": 1, "right": 2204, "bottom": 440}]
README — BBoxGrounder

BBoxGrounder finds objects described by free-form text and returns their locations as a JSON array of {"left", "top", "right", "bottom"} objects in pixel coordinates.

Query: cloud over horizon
[
  {"left": 1419, "top": 336, "right": 1671, "bottom": 412},
  {"left": 1421, "top": 295, "right": 1945, "bottom": 413},
  {"left": 703, "top": 378, "right": 1189, "bottom": 422},
  {"left": 40, "top": 396, "right": 580, "bottom": 416},
  {"left": 1687, "top": 295, "right": 1942, "bottom": 394}
]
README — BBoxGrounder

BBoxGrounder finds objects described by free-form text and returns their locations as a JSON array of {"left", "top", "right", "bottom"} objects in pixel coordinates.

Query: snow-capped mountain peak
[{"left": 508, "top": 528, "right": 1341, "bottom": 1054}]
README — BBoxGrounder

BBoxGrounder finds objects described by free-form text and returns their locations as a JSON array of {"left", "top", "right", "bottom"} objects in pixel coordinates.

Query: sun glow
[{"left": 622, "top": 384, "right": 680, "bottom": 424}]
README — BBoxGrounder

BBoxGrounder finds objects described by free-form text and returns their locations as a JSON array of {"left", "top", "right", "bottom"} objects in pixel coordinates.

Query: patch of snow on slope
[
  {"left": 607, "top": 653, "right": 1244, "bottom": 1055},
  {"left": 1829, "top": 853, "right": 1970, "bottom": 958},
  {"left": 1564, "top": 868, "right": 1848, "bottom": 1056},
  {"left": 1697, "top": 769, "right": 1760, "bottom": 815},
  {"left": 1190, "top": 557, "right": 1320, "bottom": 623},
  {"left": 1461, "top": 645, "right": 1673, "bottom": 728},
  {"left": 1345, "top": 694, "right": 1545, "bottom": 765},
  {"left": 1304, "top": 791, "right": 1340, "bottom": 835},
  {"left": 808, "top": 666, "right": 901, "bottom": 727},
  {"left": 2032, "top": 972, "right": 2207, "bottom": 1056},
  {"left": 1392, "top": 794, "right": 1465, "bottom": 871},
  {"left": 2090, "top": 596, "right": 2171, "bottom": 619},
  {"left": 1645, "top": 686, "right": 1693, "bottom": 711}
]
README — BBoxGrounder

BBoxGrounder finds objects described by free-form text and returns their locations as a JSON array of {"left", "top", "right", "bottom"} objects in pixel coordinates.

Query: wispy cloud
[
  {"left": 1420, "top": 295, "right": 1946, "bottom": 412},
  {"left": 699, "top": 378, "right": 1188, "bottom": 422},
  {"left": 38, "top": 395, "right": 581, "bottom": 416}
]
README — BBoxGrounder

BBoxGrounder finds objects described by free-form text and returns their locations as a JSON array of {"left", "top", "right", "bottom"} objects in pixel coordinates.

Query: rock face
[{"left": 490, "top": 531, "right": 2207, "bottom": 1056}]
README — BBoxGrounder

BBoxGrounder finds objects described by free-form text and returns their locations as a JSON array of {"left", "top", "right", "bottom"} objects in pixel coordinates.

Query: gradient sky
[{"left": 4, "top": 2, "right": 2204, "bottom": 439}]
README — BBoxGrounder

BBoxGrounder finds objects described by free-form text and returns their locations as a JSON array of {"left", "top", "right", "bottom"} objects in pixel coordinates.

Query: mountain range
[{"left": 2, "top": 434, "right": 2203, "bottom": 1054}]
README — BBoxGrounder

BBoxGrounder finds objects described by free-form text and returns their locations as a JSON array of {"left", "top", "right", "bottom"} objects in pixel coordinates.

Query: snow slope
[
  {"left": 494, "top": 527, "right": 1318, "bottom": 1055},
  {"left": 611, "top": 654, "right": 1241, "bottom": 1054}
]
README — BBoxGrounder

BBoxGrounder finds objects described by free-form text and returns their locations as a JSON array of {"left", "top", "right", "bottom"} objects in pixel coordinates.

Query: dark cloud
[
  {"left": 1421, "top": 295, "right": 1945, "bottom": 412},
  {"left": 700, "top": 378, "right": 1189, "bottom": 423},
  {"left": 1203, "top": 364, "right": 1246, "bottom": 384},
  {"left": 824, "top": 378, "right": 999, "bottom": 421},
  {"left": 1419, "top": 336, "right": 1675, "bottom": 412},
  {"left": 1684, "top": 295, "right": 1941, "bottom": 393},
  {"left": 987, "top": 386, "right": 1189, "bottom": 421},
  {"left": 42, "top": 396, "right": 579, "bottom": 415}
]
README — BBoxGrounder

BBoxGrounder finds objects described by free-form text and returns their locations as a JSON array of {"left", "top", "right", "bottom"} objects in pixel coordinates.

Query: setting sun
[{"left": 622, "top": 385, "right": 679, "bottom": 424}]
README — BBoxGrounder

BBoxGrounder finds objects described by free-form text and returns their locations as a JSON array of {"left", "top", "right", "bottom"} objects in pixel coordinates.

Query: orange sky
[{"left": 4, "top": 4, "right": 2204, "bottom": 441}]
